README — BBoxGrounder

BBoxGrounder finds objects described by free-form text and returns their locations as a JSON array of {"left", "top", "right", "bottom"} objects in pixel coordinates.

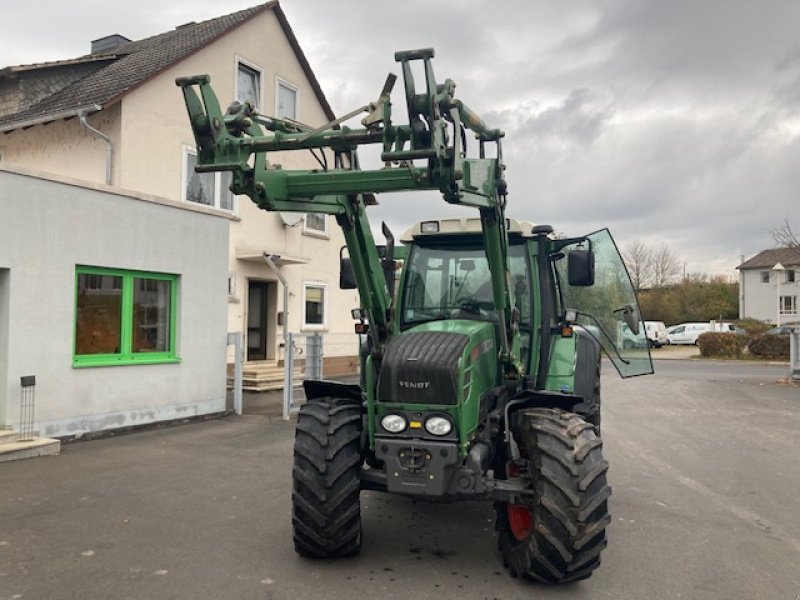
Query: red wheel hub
[
  {"left": 507, "top": 504, "right": 532, "bottom": 541},
  {"left": 506, "top": 462, "right": 532, "bottom": 541}
]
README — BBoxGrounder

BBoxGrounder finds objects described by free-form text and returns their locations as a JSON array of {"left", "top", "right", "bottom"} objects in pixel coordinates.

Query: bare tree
[
  {"left": 623, "top": 240, "right": 681, "bottom": 291},
  {"left": 772, "top": 217, "right": 800, "bottom": 250},
  {"left": 622, "top": 240, "right": 653, "bottom": 292},
  {"left": 651, "top": 243, "right": 682, "bottom": 286}
]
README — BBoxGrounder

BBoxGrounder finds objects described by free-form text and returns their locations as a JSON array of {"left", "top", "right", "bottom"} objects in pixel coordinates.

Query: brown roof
[
  {"left": 0, "top": 1, "right": 334, "bottom": 132},
  {"left": 736, "top": 247, "right": 800, "bottom": 270}
]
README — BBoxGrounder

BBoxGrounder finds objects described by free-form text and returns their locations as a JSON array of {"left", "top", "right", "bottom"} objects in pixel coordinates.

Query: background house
[
  {"left": 0, "top": 1, "right": 361, "bottom": 442},
  {"left": 737, "top": 247, "right": 800, "bottom": 324}
]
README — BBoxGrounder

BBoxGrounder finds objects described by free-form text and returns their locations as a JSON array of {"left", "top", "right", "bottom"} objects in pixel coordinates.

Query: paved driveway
[{"left": 1, "top": 361, "right": 798, "bottom": 599}]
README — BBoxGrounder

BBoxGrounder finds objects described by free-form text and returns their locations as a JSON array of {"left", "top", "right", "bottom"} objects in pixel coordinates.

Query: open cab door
[{"left": 555, "top": 229, "right": 654, "bottom": 378}]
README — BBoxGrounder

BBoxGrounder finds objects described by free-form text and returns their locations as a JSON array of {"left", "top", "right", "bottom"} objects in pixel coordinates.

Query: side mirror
[
  {"left": 339, "top": 247, "right": 357, "bottom": 289},
  {"left": 618, "top": 304, "right": 640, "bottom": 335},
  {"left": 568, "top": 248, "right": 594, "bottom": 286}
]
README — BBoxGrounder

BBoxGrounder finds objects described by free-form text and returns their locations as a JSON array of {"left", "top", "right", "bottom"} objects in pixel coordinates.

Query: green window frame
[{"left": 73, "top": 266, "right": 180, "bottom": 367}]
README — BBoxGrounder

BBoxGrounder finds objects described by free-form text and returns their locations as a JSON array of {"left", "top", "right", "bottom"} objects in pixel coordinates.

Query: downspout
[
  {"left": 263, "top": 253, "right": 289, "bottom": 356},
  {"left": 264, "top": 253, "right": 293, "bottom": 418},
  {"left": 78, "top": 106, "right": 112, "bottom": 185}
]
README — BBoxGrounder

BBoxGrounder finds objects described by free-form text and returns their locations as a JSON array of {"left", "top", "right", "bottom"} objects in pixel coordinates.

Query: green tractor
[{"left": 177, "top": 48, "right": 652, "bottom": 583}]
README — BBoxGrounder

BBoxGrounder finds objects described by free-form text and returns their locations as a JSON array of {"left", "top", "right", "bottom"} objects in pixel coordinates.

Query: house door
[{"left": 247, "top": 281, "right": 269, "bottom": 361}]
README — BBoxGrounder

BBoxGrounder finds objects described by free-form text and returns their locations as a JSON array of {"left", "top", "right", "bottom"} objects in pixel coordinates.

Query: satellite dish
[{"left": 280, "top": 212, "right": 303, "bottom": 227}]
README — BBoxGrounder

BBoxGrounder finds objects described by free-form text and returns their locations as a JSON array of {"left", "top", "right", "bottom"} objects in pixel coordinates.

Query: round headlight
[
  {"left": 381, "top": 414, "right": 407, "bottom": 433},
  {"left": 424, "top": 416, "right": 452, "bottom": 436}
]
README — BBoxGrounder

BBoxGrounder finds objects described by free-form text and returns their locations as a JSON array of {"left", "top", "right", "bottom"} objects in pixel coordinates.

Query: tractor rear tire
[
  {"left": 292, "top": 397, "right": 363, "bottom": 558},
  {"left": 495, "top": 408, "right": 611, "bottom": 583}
]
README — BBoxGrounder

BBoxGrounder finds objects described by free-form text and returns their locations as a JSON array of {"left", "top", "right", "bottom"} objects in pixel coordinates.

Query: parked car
[
  {"left": 764, "top": 324, "right": 798, "bottom": 335},
  {"left": 667, "top": 321, "right": 738, "bottom": 345},
  {"left": 644, "top": 321, "right": 667, "bottom": 348}
]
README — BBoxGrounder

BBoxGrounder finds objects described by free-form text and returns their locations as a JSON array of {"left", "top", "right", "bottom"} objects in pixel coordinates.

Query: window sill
[
  {"left": 73, "top": 356, "right": 181, "bottom": 368},
  {"left": 302, "top": 229, "right": 330, "bottom": 240}
]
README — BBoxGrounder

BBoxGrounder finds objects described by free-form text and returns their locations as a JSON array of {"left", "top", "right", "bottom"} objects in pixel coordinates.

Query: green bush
[
  {"left": 697, "top": 332, "right": 746, "bottom": 357},
  {"left": 734, "top": 318, "right": 770, "bottom": 337},
  {"left": 748, "top": 334, "right": 790, "bottom": 359}
]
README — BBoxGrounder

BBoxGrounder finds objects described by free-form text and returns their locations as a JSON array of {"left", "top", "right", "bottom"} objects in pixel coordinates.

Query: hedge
[
  {"left": 748, "top": 334, "right": 790, "bottom": 359},
  {"left": 697, "top": 332, "right": 747, "bottom": 358}
]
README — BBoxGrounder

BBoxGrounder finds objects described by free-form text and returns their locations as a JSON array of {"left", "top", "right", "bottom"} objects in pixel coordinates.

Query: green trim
[{"left": 73, "top": 266, "right": 180, "bottom": 368}]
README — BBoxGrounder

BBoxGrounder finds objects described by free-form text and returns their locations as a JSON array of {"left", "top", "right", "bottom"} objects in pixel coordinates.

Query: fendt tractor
[{"left": 177, "top": 48, "right": 653, "bottom": 583}]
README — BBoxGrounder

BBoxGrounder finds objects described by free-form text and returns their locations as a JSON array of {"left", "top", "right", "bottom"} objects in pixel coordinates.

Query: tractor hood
[{"left": 378, "top": 320, "right": 496, "bottom": 405}]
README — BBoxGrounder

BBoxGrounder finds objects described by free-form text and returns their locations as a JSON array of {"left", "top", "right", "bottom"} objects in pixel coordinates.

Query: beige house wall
[{"left": 0, "top": 104, "right": 121, "bottom": 185}]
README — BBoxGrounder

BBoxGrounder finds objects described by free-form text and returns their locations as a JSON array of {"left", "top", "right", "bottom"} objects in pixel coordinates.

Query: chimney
[{"left": 91, "top": 34, "right": 131, "bottom": 54}]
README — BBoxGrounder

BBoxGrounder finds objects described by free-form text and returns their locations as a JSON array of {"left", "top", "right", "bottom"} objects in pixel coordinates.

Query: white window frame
[
  {"left": 303, "top": 213, "right": 329, "bottom": 238},
  {"left": 787, "top": 269, "right": 796, "bottom": 284},
  {"left": 779, "top": 295, "right": 797, "bottom": 316},
  {"left": 760, "top": 271, "right": 770, "bottom": 284},
  {"left": 275, "top": 76, "right": 299, "bottom": 121},
  {"left": 235, "top": 56, "right": 264, "bottom": 109},
  {"left": 302, "top": 282, "right": 327, "bottom": 330},
  {"left": 182, "top": 145, "right": 237, "bottom": 213}
]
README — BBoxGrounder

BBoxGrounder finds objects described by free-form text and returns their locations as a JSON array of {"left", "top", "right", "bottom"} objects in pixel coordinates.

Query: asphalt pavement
[{"left": 1, "top": 359, "right": 798, "bottom": 600}]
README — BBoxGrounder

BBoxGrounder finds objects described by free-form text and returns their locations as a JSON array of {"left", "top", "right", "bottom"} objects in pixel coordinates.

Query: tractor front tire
[
  {"left": 292, "top": 397, "right": 363, "bottom": 558},
  {"left": 496, "top": 408, "right": 611, "bottom": 583}
]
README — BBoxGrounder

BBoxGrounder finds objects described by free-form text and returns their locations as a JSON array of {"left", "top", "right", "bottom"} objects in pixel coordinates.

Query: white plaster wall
[{"left": 0, "top": 168, "right": 229, "bottom": 437}]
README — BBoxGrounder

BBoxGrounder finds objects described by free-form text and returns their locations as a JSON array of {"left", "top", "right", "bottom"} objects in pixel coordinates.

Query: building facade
[
  {"left": 0, "top": 3, "right": 362, "bottom": 439},
  {"left": 0, "top": 2, "right": 361, "bottom": 391},
  {"left": 737, "top": 248, "right": 800, "bottom": 324}
]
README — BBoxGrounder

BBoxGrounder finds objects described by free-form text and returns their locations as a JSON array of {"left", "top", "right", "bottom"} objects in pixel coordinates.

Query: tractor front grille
[{"left": 378, "top": 331, "right": 469, "bottom": 405}]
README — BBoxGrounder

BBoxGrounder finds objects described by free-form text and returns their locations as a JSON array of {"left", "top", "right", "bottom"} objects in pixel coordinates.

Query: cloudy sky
[{"left": 3, "top": 0, "right": 799, "bottom": 277}]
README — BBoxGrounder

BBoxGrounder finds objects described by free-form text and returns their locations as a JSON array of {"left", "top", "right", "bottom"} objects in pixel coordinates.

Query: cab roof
[{"left": 400, "top": 217, "right": 537, "bottom": 243}]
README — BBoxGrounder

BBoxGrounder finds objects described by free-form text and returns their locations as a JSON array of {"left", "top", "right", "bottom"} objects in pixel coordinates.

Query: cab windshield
[{"left": 400, "top": 243, "right": 530, "bottom": 328}]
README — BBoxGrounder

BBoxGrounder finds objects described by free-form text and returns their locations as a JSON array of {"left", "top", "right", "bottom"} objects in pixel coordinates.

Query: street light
[{"left": 773, "top": 262, "right": 785, "bottom": 326}]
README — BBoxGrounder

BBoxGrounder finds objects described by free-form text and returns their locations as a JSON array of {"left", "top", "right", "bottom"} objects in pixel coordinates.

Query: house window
[
  {"left": 303, "top": 283, "right": 326, "bottom": 328},
  {"left": 276, "top": 79, "right": 297, "bottom": 120},
  {"left": 760, "top": 271, "right": 770, "bottom": 284},
  {"left": 236, "top": 61, "right": 262, "bottom": 108},
  {"left": 780, "top": 295, "right": 797, "bottom": 316},
  {"left": 303, "top": 213, "right": 328, "bottom": 237},
  {"left": 74, "top": 266, "right": 179, "bottom": 367},
  {"left": 787, "top": 270, "right": 796, "bottom": 284},
  {"left": 183, "top": 147, "right": 235, "bottom": 211}
]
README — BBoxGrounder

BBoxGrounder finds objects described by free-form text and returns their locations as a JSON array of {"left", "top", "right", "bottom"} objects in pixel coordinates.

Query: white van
[
  {"left": 644, "top": 321, "right": 667, "bottom": 348},
  {"left": 666, "top": 321, "right": 736, "bottom": 345},
  {"left": 666, "top": 323, "right": 710, "bottom": 345}
]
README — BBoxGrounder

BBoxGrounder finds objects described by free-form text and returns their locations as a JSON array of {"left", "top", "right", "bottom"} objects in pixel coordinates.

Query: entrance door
[{"left": 247, "top": 281, "right": 269, "bottom": 361}]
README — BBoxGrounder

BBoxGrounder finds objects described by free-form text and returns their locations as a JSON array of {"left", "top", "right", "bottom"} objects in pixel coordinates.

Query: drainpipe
[
  {"left": 78, "top": 105, "right": 112, "bottom": 185},
  {"left": 263, "top": 253, "right": 289, "bottom": 355}
]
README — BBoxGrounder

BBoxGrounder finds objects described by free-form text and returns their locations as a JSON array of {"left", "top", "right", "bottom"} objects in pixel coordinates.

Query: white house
[{"left": 737, "top": 248, "right": 800, "bottom": 324}]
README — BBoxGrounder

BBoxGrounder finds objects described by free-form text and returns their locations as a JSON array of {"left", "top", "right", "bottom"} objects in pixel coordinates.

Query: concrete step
[
  {"left": 228, "top": 361, "right": 306, "bottom": 392},
  {"left": 0, "top": 437, "right": 61, "bottom": 463},
  {"left": 0, "top": 429, "right": 17, "bottom": 444}
]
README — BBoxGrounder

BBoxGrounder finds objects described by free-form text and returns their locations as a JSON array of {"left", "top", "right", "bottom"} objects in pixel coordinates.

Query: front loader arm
[{"left": 176, "top": 49, "right": 519, "bottom": 375}]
